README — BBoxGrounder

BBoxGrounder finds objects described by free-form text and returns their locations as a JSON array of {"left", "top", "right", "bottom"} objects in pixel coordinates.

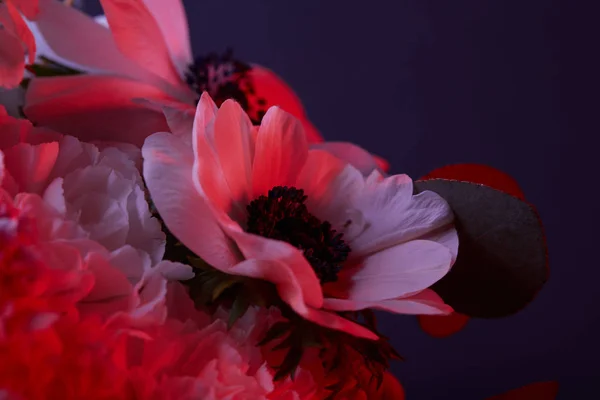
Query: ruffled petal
[
  {"left": 349, "top": 174, "right": 455, "bottom": 257},
  {"left": 331, "top": 240, "right": 453, "bottom": 302}
]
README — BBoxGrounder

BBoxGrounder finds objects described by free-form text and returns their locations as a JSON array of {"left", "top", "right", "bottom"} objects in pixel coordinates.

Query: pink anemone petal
[
  {"left": 228, "top": 259, "right": 377, "bottom": 340},
  {"left": 323, "top": 289, "right": 452, "bottom": 315},
  {"left": 140, "top": 0, "right": 193, "bottom": 76},
  {"left": 251, "top": 106, "right": 308, "bottom": 198},
  {"left": 98, "top": 0, "right": 187, "bottom": 91},
  {"left": 248, "top": 64, "right": 323, "bottom": 143},
  {"left": 349, "top": 174, "right": 455, "bottom": 257},
  {"left": 212, "top": 99, "right": 255, "bottom": 207},
  {"left": 24, "top": 75, "right": 173, "bottom": 146},
  {"left": 0, "top": 2, "right": 36, "bottom": 64},
  {"left": 224, "top": 228, "right": 323, "bottom": 309},
  {"left": 295, "top": 149, "right": 347, "bottom": 207},
  {"left": 133, "top": 97, "right": 195, "bottom": 140},
  {"left": 332, "top": 240, "right": 453, "bottom": 303},
  {"left": 35, "top": 0, "right": 141, "bottom": 77},
  {"left": 0, "top": 28, "right": 24, "bottom": 89},
  {"left": 191, "top": 94, "right": 240, "bottom": 218},
  {"left": 310, "top": 141, "right": 385, "bottom": 177},
  {"left": 142, "top": 132, "right": 241, "bottom": 270},
  {"left": 35, "top": 0, "right": 190, "bottom": 100}
]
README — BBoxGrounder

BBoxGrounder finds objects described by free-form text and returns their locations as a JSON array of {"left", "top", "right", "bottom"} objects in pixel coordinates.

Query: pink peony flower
[
  {"left": 0, "top": 0, "right": 37, "bottom": 88},
  {"left": 0, "top": 107, "right": 193, "bottom": 326},
  {"left": 143, "top": 93, "right": 458, "bottom": 339},
  {"left": 21, "top": 0, "right": 389, "bottom": 174}
]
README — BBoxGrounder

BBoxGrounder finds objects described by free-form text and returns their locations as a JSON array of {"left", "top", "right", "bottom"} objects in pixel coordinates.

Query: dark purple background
[{"left": 84, "top": 1, "right": 598, "bottom": 398}]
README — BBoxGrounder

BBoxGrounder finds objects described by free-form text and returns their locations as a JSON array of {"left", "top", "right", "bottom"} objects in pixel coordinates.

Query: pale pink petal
[
  {"left": 35, "top": 0, "right": 142, "bottom": 77},
  {"left": 420, "top": 227, "right": 459, "bottom": 261},
  {"left": 142, "top": 132, "right": 241, "bottom": 270},
  {"left": 350, "top": 174, "right": 455, "bottom": 257},
  {"left": 0, "top": 2, "right": 35, "bottom": 64},
  {"left": 141, "top": 0, "right": 193, "bottom": 75},
  {"left": 228, "top": 259, "right": 376, "bottom": 339},
  {"left": 98, "top": 0, "right": 187, "bottom": 90},
  {"left": 0, "top": 28, "right": 24, "bottom": 89},
  {"left": 1, "top": 142, "right": 59, "bottom": 194},
  {"left": 212, "top": 99, "right": 254, "bottom": 206},
  {"left": 24, "top": 75, "right": 172, "bottom": 146},
  {"left": 191, "top": 93, "right": 240, "bottom": 218},
  {"left": 224, "top": 228, "right": 323, "bottom": 309},
  {"left": 298, "top": 162, "right": 365, "bottom": 233},
  {"left": 133, "top": 97, "right": 195, "bottom": 141},
  {"left": 295, "top": 149, "right": 346, "bottom": 203},
  {"left": 323, "top": 289, "right": 452, "bottom": 315},
  {"left": 155, "top": 260, "right": 195, "bottom": 281},
  {"left": 251, "top": 106, "right": 308, "bottom": 198},
  {"left": 332, "top": 240, "right": 453, "bottom": 302},
  {"left": 42, "top": 177, "right": 66, "bottom": 214},
  {"left": 310, "top": 141, "right": 383, "bottom": 177}
]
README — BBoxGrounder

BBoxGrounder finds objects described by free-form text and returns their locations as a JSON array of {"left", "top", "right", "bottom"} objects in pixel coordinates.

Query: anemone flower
[
  {"left": 143, "top": 93, "right": 458, "bottom": 339},
  {"left": 22, "top": 0, "right": 388, "bottom": 173}
]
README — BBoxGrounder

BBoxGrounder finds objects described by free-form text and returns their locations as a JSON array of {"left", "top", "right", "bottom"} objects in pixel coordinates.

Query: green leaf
[
  {"left": 257, "top": 321, "right": 291, "bottom": 347},
  {"left": 414, "top": 179, "right": 548, "bottom": 318},
  {"left": 211, "top": 278, "right": 239, "bottom": 302},
  {"left": 273, "top": 345, "right": 303, "bottom": 381},
  {"left": 228, "top": 294, "right": 250, "bottom": 329}
]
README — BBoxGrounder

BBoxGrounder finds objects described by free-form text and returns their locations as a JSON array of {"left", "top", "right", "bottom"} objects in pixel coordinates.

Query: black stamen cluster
[
  {"left": 246, "top": 186, "right": 351, "bottom": 284},
  {"left": 185, "top": 49, "right": 268, "bottom": 124}
]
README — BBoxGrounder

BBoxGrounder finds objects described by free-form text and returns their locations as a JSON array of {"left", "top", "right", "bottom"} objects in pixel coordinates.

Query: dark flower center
[
  {"left": 245, "top": 186, "right": 351, "bottom": 284},
  {"left": 185, "top": 49, "right": 268, "bottom": 125}
]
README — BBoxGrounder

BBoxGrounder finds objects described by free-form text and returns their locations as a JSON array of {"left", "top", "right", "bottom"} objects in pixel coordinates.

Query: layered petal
[
  {"left": 140, "top": 0, "right": 193, "bottom": 75},
  {"left": 349, "top": 174, "right": 456, "bottom": 257},
  {"left": 251, "top": 106, "right": 308, "bottom": 198},
  {"left": 330, "top": 241, "right": 453, "bottom": 303},
  {"left": 98, "top": 0, "right": 188, "bottom": 91},
  {"left": 24, "top": 75, "right": 172, "bottom": 146},
  {"left": 143, "top": 131, "right": 241, "bottom": 270}
]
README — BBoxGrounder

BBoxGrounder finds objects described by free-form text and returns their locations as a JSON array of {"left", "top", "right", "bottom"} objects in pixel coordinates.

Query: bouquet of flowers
[{"left": 0, "top": 0, "right": 549, "bottom": 398}]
